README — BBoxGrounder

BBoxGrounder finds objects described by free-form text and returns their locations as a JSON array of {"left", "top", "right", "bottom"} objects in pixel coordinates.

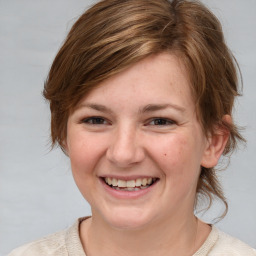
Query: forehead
[{"left": 78, "top": 52, "right": 194, "bottom": 111}]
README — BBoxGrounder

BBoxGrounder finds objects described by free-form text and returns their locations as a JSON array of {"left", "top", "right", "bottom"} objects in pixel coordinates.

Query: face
[{"left": 65, "top": 53, "right": 211, "bottom": 230}]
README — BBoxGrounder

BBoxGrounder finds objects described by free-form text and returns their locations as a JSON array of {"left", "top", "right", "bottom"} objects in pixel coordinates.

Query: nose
[{"left": 106, "top": 124, "right": 145, "bottom": 168}]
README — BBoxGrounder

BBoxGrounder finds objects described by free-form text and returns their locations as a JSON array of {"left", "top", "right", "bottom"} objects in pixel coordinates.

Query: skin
[{"left": 65, "top": 53, "right": 229, "bottom": 256}]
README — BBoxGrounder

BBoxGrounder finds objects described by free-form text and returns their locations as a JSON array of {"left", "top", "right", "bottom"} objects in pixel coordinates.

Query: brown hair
[{"left": 43, "top": 0, "right": 245, "bottom": 216}]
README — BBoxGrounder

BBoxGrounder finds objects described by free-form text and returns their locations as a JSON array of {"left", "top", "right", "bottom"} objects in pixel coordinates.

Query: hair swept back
[{"left": 43, "top": 0, "right": 245, "bottom": 217}]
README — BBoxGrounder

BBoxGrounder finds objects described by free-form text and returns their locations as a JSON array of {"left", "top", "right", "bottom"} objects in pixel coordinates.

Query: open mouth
[{"left": 102, "top": 177, "right": 159, "bottom": 191}]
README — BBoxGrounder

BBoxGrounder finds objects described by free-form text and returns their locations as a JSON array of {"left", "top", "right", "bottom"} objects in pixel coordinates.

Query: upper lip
[{"left": 100, "top": 175, "right": 158, "bottom": 181}]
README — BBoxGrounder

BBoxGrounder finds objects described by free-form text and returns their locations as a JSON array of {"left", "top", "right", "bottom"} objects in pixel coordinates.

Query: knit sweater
[{"left": 8, "top": 217, "right": 256, "bottom": 256}]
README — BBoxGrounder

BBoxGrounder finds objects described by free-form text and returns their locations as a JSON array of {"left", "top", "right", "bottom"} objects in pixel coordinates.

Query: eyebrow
[
  {"left": 140, "top": 103, "right": 186, "bottom": 113},
  {"left": 78, "top": 103, "right": 114, "bottom": 114},
  {"left": 78, "top": 103, "right": 185, "bottom": 114}
]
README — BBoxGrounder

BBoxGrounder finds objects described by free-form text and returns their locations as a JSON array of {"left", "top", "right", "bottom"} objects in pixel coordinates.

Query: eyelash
[
  {"left": 82, "top": 117, "right": 109, "bottom": 125},
  {"left": 147, "top": 118, "right": 176, "bottom": 126},
  {"left": 81, "top": 116, "right": 175, "bottom": 126}
]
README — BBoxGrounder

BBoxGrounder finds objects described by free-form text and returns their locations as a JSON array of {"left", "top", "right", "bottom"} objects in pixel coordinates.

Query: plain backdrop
[{"left": 0, "top": 0, "right": 255, "bottom": 255}]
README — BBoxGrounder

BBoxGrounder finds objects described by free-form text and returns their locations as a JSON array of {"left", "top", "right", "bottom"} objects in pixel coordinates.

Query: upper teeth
[{"left": 104, "top": 177, "right": 155, "bottom": 188}]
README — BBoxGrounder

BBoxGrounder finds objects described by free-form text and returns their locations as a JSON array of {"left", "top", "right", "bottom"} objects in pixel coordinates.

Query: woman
[{"left": 9, "top": 0, "right": 256, "bottom": 255}]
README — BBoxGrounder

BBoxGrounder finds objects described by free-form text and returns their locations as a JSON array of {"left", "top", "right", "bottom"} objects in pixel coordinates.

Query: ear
[
  {"left": 201, "top": 115, "right": 231, "bottom": 168},
  {"left": 61, "top": 139, "right": 69, "bottom": 156}
]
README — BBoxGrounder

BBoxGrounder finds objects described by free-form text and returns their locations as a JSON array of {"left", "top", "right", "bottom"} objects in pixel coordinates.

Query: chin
[
  {"left": 108, "top": 217, "right": 151, "bottom": 230},
  {"left": 99, "top": 207, "right": 157, "bottom": 230}
]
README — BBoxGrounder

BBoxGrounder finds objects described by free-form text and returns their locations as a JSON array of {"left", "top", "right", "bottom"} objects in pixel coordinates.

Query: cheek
[
  {"left": 67, "top": 132, "right": 104, "bottom": 176},
  {"left": 152, "top": 135, "right": 200, "bottom": 179},
  {"left": 67, "top": 133, "right": 106, "bottom": 201},
  {"left": 162, "top": 136, "right": 187, "bottom": 163},
  {"left": 154, "top": 135, "right": 202, "bottom": 201}
]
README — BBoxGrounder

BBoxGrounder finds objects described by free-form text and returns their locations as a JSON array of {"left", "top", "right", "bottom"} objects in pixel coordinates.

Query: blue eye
[
  {"left": 82, "top": 117, "right": 107, "bottom": 125},
  {"left": 149, "top": 118, "right": 175, "bottom": 126}
]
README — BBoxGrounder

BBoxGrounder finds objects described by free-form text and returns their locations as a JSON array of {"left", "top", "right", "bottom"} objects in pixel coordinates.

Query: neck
[{"left": 80, "top": 213, "right": 200, "bottom": 256}]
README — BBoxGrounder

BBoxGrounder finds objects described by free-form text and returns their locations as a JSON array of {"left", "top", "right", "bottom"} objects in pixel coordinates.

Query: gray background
[{"left": 0, "top": 0, "right": 255, "bottom": 255}]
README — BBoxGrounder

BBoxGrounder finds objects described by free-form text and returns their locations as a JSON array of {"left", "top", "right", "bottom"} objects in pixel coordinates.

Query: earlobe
[{"left": 201, "top": 115, "right": 231, "bottom": 168}]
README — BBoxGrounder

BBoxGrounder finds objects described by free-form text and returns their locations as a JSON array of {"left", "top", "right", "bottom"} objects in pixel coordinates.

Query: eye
[
  {"left": 82, "top": 117, "right": 108, "bottom": 125},
  {"left": 148, "top": 118, "right": 175, "bottom": 126}
]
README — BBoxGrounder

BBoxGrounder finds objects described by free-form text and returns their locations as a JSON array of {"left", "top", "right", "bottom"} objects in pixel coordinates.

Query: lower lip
[{"left": 100, "top": 178, "right": 158, "bottom": 199}]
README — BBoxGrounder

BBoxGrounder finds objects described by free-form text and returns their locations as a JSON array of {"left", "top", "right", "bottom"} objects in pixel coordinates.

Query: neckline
[
  {"left": 193, "top": 225, "right": 219, "bottom": 255},
  {"left": 65, "top": 217, "right": 219, "bottom": 256}
]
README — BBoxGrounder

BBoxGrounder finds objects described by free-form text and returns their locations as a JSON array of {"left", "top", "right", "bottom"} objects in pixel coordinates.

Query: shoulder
[
  {"left": 7, "top": 217, "right": 88, "bottom": 256},
  {"left": 209, "top": 227, "right": 256, "bottom": 256},
  {"left": 7, "top": 230, "right": 67, "bottom": 256}
]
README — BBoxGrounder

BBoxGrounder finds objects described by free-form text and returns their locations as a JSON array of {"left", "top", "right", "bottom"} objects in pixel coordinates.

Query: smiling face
[{"left": 65, "top": 52, "right": 212, "bottom": 230}]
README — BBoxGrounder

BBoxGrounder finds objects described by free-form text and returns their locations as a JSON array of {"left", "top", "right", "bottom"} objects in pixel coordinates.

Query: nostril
[
  {"left": 106, "top": 145, "right": 145, "bottom": 167},
  {"left": 105, "top": 128, "right": 146, "bottom": 167}
]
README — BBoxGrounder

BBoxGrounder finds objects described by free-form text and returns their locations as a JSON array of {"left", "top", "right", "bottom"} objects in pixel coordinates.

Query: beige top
[{"left": 8, "top": 217, "right": 256, "bottom": 256}]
